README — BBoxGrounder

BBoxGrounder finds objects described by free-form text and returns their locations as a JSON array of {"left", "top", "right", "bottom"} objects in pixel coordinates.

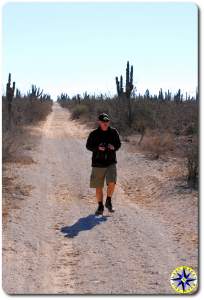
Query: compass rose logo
[{"left": 170, "top": 266, "right": 198, "bottom": 294}]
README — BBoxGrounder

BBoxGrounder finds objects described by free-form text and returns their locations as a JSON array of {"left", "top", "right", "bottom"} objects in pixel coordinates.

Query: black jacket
[{"left": 86, "top": 126, "right": 121, "bottom": 167}]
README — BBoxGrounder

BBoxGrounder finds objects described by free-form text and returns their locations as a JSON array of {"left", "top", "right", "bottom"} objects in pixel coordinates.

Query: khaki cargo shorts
[{"left": 90, "top": 163, "right": 117, "bottom": 188}]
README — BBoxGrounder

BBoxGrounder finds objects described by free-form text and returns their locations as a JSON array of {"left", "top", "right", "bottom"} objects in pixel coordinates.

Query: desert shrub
[
  {"left": 71, "top": 104, "right": 89, "bottom": 119},
  {"left": 2, "top": 130, "right": 15, "bottom": 161},
  {"left": 2, "top": 96, "right": 53, "bottom": 161},
  {"left": 2, "top": 96, "right": 53, "bottom": 127},
  {"left": 2, "top": 127, "right": 25, "bottom": 161},
  {"left": 184, "top": 123, "right": 198, "bottom": 136},
  {"left": 58, "top": 95, "right": 198, "bottom": 144},
  {"left": 141, "top": 132, "right": 174, "bottom": 159},
  {"left": 185, "top": 137, "right": 198, "bottom": 189}
]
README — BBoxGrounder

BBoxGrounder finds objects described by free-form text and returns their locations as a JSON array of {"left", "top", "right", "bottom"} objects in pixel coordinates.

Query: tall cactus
[
  {"left": 16, "top": 88, "right": 21, "bottom": 98},
  {"left": 27, "top": 85, "right": 43, "bottom": 99},
  {"left": 115, "top": 62, "right": 134, "bottom": 128},
  {"left": 126, "top": 61, "right": 133, "bottom": 98},
  {"left": 6, "top": 73, "right": 15, "bottom": 102},
  {"left": 116, "top": 75, "right": 123, "bottom": 96},
  {"left": 115, "top": 61, "right": 134, "bottom": 98},
  {"left": 6, "top": 73, "right": 15, "bottom": 129}
]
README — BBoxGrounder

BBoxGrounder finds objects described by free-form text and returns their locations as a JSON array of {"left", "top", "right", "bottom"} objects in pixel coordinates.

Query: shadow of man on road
[{"left": 61, "top": 214, "right": 109, "bottom": 238}]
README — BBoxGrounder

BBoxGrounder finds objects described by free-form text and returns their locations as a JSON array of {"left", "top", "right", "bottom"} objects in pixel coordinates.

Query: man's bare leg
[
  {"left": 105, "top": 182, "right": 115, "bottom": 212},
  {"left": 95, "top": 187, "right": 104, "bottom": 215},
  {"left": 96, "top": 187, "right": 103, "bottom": 203},
  {"left": 107, "top": 182, "right": 115, "bottom": 198}
]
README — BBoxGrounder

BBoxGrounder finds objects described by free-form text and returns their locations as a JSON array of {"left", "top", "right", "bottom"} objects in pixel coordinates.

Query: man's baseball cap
[{"left": 98, "top": 113, "right": 110, "bottom": 122}]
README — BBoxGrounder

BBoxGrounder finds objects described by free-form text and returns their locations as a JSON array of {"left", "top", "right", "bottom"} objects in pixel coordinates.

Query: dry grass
[
  {"left": 2, "top": 125, "right": 37, "bottom": 164},
  {"left": 71, "top": 104, "right": 89, "bottom": 119},
  {"left": 2, "top": 97, "right": 53, "bottom": 127},
  {"left": 2, "top": 174, "right": 33, "bottom": 225},
  {"left": 2, "top": 96, "right": 52, "bottom": 224},
  {"left": 185, "top": 136, "right": 198, "bottom": 188},
  {"left": 140, "top": 132, "right": 175, "bottom": 159},
  {"left": 130, "top": 131, "right": 175, "bottom": 159},
  {"left": 2, "top": 96, "right": 53, "bottom": 162}
]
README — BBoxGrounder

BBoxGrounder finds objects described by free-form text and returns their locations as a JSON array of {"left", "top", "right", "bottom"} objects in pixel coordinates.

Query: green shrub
[{"left": 71, "top": 104, "right": 89, "bottom": 119}]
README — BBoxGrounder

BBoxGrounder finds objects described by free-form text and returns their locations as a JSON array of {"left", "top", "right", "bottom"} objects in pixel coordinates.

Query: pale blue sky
[{"left": 2, "top": 2, "right": 198, "bottom": 100}]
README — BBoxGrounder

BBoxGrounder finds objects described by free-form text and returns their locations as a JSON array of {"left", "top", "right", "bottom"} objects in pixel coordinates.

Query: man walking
[{"left": 86, "top": 113, "right": 121, "bottom": 215}]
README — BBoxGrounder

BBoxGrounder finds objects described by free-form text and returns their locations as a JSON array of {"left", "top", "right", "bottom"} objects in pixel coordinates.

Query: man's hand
[
  {"left": 108, "top": 144, "right": 115, "bottom": 150},
  {"left": 98, "top": 146, "right": 106, "bottom": 151}
]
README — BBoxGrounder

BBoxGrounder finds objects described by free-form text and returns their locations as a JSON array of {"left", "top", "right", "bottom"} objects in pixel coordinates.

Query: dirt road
[{"left": 2, "top": 102, "right": 198, "bottom": 294}]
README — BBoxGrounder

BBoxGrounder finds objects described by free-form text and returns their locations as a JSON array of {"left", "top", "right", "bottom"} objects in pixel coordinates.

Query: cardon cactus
[
  {"left": 115, "top": 61, "right": 134, "bottom": 98},
  {"left": 6, "top": 73, "right": 15, "bottom": 103},
  {"left": 6, "top": 73, "right": 15, "bottom": 129},
  {"left": 27, "top": 85, "right": 43, "bottom": 99}
]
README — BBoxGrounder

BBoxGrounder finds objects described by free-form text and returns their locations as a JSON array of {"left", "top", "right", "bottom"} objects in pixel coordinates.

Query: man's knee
[
  {"left": 107, "top": 181, "right": 116, "bottom": 186},
  {"left": 107, "top": 182, "right": 115, "bottom": 186},
  {"left": 96, "top": 187, "right": 103, "bottom": 193},
  {"left": 107, "top": 182, "right": 116, "bottom": 190}
]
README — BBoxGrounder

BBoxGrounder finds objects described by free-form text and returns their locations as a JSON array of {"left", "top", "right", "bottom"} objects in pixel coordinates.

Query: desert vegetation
[
  {"left": 2, "top": 73, "right": 53, "bottom": 161},
  {"left": 57, "top": 62, "right": 199, "bottom": 188}
]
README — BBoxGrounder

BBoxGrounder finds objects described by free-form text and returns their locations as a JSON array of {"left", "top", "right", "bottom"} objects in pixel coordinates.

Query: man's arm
[{"left": 86, "top": 131, "right": 97, "bottom": 152}]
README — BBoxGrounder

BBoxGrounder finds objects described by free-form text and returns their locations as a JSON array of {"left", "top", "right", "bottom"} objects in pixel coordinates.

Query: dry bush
[
  {"left": 71, "top": 104, "right": 89, "bottom": 119},
  {"left": 185, "top": 137, "right": 198, "bottom": 189},
  {"left": 2, "top": 96, "right": 53, "bottom": 162},
  {"left": 11, "top": 98, "right": 53, "bottom": 124},
  {"left": 2, "top": 130, "right": 19, "bottom": 161},
  {"left": 2, "top": 128, "right": 36, "bottom": 164},
  {"left": 59, "top": 98, "right": 198, "bottom": 139},
  {"left": 141, "top": 132, "right": 174, "bottom": 159},
  {"left": 3, "top": 96, "right": 53, "bottom": 127}
]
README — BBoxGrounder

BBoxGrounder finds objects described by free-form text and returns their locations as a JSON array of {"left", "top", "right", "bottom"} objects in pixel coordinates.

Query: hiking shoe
[
  {"left": 105, "top": 198, "right": 115, "bottom": 212},
  {"left": 95, "top": 203, "right": 104, "bottom": 215}
]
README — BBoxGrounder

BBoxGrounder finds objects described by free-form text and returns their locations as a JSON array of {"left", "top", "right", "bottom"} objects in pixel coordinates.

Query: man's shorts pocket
[
  {"left": 90, "top": 167, "right": 106, "bottom": 188},
  {"left": 90, "top": 164, "right": 117, "bottom": 188},
  {"left": 106, "top": 163, "right": 117, "bottom": 185}
]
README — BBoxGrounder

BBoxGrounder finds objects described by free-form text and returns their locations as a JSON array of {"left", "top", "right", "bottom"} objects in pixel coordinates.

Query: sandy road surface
[{"left": 2, "top": 102, "right": 198, "bottom": 294}]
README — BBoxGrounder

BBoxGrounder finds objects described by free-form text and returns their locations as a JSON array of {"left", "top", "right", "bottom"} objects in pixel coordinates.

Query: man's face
[{"left": 98, "top": 120, "right": 110, "bottom": 131}]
